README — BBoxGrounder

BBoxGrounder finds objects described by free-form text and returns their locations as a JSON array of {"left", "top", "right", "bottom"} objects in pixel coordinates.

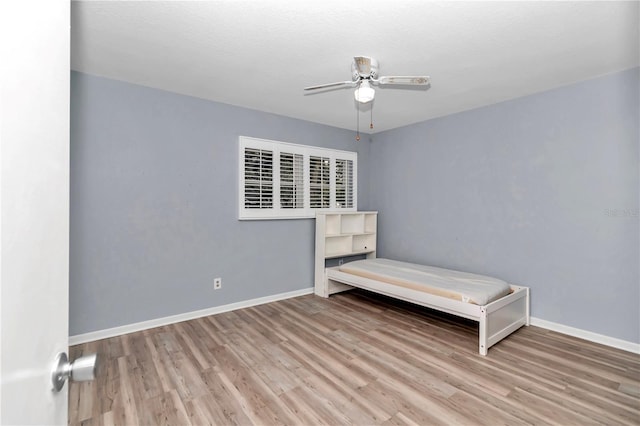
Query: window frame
[{"left": 238, "top": 136, "right": 357, "bottom": 220}]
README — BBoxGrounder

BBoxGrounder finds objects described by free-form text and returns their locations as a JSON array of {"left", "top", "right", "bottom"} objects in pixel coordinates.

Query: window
[
  {"left": 280, "top": 152, "right": 304, "bottom": 209},
  {"left": 335, "top": 158, "right": 354, "bottom": 209},
  {"left": 239, "top": 136, "right": 357, "bottom": 219},
  {"left": 309, "top": 156, "right": 330, "bottom": 208},
  {"left": 243, "top": 148, "right": 273, "bottom": 209}
]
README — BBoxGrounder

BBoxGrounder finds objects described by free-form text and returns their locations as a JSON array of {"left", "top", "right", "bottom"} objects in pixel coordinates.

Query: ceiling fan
[{"left": 304, "top": 56, "right": 430, "bottom": 104}]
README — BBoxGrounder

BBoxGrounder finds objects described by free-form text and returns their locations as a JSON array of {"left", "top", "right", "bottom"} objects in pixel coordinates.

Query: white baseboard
[
  {"left": 530, "top": 317, "right": 640, "bottom": 354},
  {"left": 69, "top": 287, "right": 314, "bottom": 346}
]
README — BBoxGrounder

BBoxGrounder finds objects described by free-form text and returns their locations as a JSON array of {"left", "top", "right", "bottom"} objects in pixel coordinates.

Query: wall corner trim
[
  {"left": 69, "top": 287, "right": 314, "bottom": 345},
  {"left": 530, "top": 317, "right": 640, "bottom": 354}
]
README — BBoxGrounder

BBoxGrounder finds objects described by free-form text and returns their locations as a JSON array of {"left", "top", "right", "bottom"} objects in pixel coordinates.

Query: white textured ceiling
[{"left": 71, "top": 1, "right": 639, "bottom": 133}]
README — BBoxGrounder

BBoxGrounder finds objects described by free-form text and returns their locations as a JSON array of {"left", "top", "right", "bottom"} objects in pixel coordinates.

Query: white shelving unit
[{"left": 315, "top": 211, "right": 377, "bottom": 296}]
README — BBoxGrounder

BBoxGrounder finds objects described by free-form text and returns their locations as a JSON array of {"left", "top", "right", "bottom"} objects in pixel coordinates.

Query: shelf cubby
[
  {"left": 325, "top": 214, "right": 341, "bottom": 236},
  {"left": 352, "top": 234, "right": 376, "bottom": 252},
  {"left": 325, "top": 235, "right": 352, "bottom": 257},
  {"left": 341, "top": 214, "right": 365, "bottom": 234}
]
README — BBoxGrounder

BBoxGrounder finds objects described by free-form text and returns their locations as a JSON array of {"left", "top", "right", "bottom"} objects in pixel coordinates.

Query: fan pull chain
[
  {"left": 370, "top": 104, "right": 374, "bottom": 130},
  {"left": 356, "top": 101, "right": 361, "bottom": 141}
]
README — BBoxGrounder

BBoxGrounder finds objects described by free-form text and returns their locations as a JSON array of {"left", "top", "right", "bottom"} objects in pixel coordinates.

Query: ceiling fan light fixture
[{"left": 354, "top": 81, "right": 375, "bottom": 103}]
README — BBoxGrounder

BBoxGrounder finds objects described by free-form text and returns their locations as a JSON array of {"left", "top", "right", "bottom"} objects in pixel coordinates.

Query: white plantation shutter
[
  {"left": 280, "top": 152, "right": 304, "bottom": 209},
  {"left": 243, "top": 148, "right": 273, "bottom": 209},
  {"left": 309, "top": 156, "right": 330, "bottom": 208},
  {"left": 239, "top": 136, "right": 357, "bottom": 219},
  {"left": 335, "top": 158, "right": 354, "bottom": 208}
]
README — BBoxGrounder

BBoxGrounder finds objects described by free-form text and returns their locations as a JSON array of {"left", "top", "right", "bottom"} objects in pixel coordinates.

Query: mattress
[{"left": 338, "top": 258, "right": 511, "bottom": 305}]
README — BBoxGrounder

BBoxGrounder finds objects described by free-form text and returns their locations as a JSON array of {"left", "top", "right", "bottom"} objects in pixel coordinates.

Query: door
[{"left": 1, "top": 1, "right": 70, "bottom": 424}]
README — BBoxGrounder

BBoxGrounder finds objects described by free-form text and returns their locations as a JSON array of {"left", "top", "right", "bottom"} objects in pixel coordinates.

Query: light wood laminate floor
[{"left": 69, "top": 290, "right": 640, "bottom": 425}]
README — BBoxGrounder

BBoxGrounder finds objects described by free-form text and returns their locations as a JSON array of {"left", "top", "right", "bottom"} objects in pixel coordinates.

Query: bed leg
[{"left": 479, "top": 307, "right": 488, "bottom": 356}]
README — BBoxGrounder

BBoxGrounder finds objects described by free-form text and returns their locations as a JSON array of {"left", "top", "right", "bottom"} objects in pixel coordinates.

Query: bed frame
[
  {"left": 315, "top": 212, "right": 529, "bottom": 356},
  {"left": 319, "top": 268, "right": 529, "bottom": 356}
]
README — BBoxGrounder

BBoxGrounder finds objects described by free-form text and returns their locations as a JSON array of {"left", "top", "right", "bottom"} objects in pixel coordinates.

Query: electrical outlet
[
  {"left": 338, "top": 258, "right": 344, "bottom": 266},
  {"left": 214, "top": 277, "right": 222, "bottom": 289}
]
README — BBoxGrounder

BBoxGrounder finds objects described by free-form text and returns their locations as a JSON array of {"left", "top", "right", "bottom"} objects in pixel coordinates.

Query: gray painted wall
[
  {"left": 70, "top": 71, "right": 370, "bottom": 335},
  {"left": 71, "top": 68, "right": 638, "bottom": 344},
  {"left": 369, "top": 68, "right": 639, "bottom": 343}
]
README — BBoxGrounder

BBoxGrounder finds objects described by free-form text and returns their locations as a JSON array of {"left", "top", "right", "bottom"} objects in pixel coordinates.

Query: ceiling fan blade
[
  {"left": 377, "top": 76, "right": 431, "bottom": 86},
  {"left": 304, "top": 81, "right": 355, "bottom": 91}
]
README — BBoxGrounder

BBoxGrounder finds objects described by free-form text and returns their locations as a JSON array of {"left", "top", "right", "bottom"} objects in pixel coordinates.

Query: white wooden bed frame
[
  {"left": 315, "top": 212, "right": 529, "bottom": 356},
  {"left": 318, "top": 269, "right": 529, "bottom": 356}
]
